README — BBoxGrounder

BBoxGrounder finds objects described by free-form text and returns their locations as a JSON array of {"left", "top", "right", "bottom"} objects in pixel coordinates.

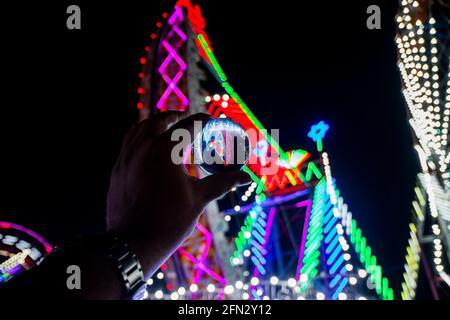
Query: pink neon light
[
  {"left": 177, "top": 224, "right": 226, "bottom": 299},
  {"left": 158, "top": 71, "right": 189, "bottom": 109},
  {"left": 158, "top": 41, "right": 187, "bottom": 73},
  {"left": 178, "top": 248, "right": 226, "bottom": 285},
  {"left": 193, "top": 223, "right": 212, "bottom": 284},
  {"left": 156, "top": 7, "right": 189, "bottom": 111},
  {"left": 168, "top": 7, "right": 188, "bottom": 41},
  {"left": 0, "top": 221, "right": 53, "bottom": 253},
  {"left": 295, "top": 200, "right": 312, "bottom": 280},
  {"left": 249, "top": 199, "right": 312, "bottom": 280},
  {"left": 168, "top": 6, "right": 183, "bottom": 25}
]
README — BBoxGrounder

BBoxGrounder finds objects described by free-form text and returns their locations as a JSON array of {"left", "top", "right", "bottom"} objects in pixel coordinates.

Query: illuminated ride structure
[
  {"left": 0, "top": 0, "right": 447, "bottom": 301},
  {"left": 136, "top": 0, "right": 397, "bottom": 300},
  {"left": 396, "top": 0, "right": 450, "bottom": 299},
  {"left": 0, "top": 221, "right": 53, "bottom": 283}
]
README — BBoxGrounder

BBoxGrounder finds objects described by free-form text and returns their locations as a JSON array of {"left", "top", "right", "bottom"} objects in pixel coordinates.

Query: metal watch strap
[{"left": 108, "top": 237, "right": 146, "bottom": 299}]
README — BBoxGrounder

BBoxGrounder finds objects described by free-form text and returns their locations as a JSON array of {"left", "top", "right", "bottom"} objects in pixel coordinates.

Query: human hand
[{"left": 106, "top": 112, "right": 252, "bottom": 276}]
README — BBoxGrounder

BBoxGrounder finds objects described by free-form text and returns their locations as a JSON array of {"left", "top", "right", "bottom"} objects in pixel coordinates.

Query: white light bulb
[
  {"left": 189, "top": 284, "right": 198, "bottom": 293},
  {"left": 207, "top": 284, "right": 215, "bottom": 293},
  {"left": 250, "top": 277, "right": 259, "bottom": 286},
  {"left": 270, "top": 276, "right": 279, "bottom": 285},
  {"left": 287, "top": 278, "right": 297, "bottom": 288}
]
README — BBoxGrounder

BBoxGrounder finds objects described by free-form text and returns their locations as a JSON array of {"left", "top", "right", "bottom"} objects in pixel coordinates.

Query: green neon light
[
  {"left": 197, "top": 34, "right": 285, "bottom": 157},
  {"left": 317, "top": 139, "right": 323, "bottom": 152},
  {"left": 360, "top": 237, "right": 366, "bottom": 262},
  {"left": 230, "top": 212, "right": 258, "bottom": 265},
  {"left": 351, "top": 220, "right": 357, "bottom": 243},
  {"left": 400, "top": 185, "right": 426, "bottom": 300},
  {"left": 284, "top": 170, "right": 297, "bottom": 186},
  {"left": 299, "top": 178, "right": 327, "bottom": 293},
  {"left": 382, "top": 277, "right": 389, "bottom": 300},
  {"left": 345, "top": 216, "right": 394, "bottom": 300},
  {"left": 242, "top": 166, "right": 267, "bottom": 194},
  {"left": 411, "top": 200, "right": 424, "bottom": 222},
  {"left": 197, "top": 34, "right": 227, "bottom": 82},
  {"left": 256, "top": 176, "right": 267, "bottom": 194},
  {"left": 365, "top": 246, "right": 372, "bottom": 270},
  {"left": 414, "top": 186, "right": 426, "bottom": 207},
  {"left": 305, "top": 162, "right": 323, "bottom": 182},
  {"left": 298, "top": 171, "right": 307, "bottom": 184}
]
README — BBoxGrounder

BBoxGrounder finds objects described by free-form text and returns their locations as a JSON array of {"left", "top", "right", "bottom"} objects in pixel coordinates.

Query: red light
[
  {"left": 156, "top": 22, "right": 162, "bottom": 28},
  {"left": 161, "top": 264, "right": 167, "bottom": 271},
  {"left": 150, "top": 33, "right": 157, "bottom": 40},
  {"left": 0, "top": 222, "right": 11, "bottom": 229},
  {"left": 166, "top": 283, "right": 173, "bottom": 291},
  {"left": 162, "top": 12, "right": 168, "bottom": 18},
  {"left": 138, "top": 72, "right": 145, "bottom": 79},
  {"left": 145, "top": 46, "right": 151, "bottom": 52},
  {"left": 137, "top": 88, "right": 145, "bottom": 94},
  {"left": 140, "top": 57, "right": 146, "bottom": 65},
  {"left": 137, "top": 102, "right": 144, "bottom": 109}
]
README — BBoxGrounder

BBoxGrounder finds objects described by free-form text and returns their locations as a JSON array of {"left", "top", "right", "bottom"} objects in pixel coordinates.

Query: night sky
[{"left": 0, "top": 1, "right": 425, "bottom": 296}]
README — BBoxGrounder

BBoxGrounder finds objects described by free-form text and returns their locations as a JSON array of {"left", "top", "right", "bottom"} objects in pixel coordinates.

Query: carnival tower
[{"left": 395, "top": 0, "right": 450, "bottom": 299}]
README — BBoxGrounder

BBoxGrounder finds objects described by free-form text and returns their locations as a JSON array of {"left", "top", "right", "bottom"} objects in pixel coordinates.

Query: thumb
[{"left": 196, "top": 171, "right": 253, "bottom": 204}]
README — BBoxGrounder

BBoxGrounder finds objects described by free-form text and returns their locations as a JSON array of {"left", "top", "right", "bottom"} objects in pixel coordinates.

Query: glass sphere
[{"left": 193, "top": 118, "right": 250, "bottom": 175}]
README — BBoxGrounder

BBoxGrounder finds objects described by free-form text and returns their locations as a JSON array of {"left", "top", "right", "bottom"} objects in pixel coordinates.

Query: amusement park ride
[{"left": 0, "top": 0, "right": 449, "bottom": 300}]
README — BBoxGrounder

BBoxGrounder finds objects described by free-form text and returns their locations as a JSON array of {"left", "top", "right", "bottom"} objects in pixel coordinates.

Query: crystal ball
[{"left": 193, "top": 118, "right": 250, "bottom": 175}]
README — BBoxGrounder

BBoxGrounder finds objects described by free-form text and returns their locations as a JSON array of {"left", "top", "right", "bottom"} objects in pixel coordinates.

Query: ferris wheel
[{"left": 0, "top": 221, "right": 53, "bottom": 284}]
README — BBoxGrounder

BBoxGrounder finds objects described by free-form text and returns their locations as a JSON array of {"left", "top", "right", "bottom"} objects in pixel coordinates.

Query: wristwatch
[{"left": 108, "top": 237, "right": 146, "bottom": 300}]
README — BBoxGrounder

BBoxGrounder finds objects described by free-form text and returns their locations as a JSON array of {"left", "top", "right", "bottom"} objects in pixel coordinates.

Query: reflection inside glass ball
[{"left": 193, "top": 118, "right": 250, "bottom": 175}]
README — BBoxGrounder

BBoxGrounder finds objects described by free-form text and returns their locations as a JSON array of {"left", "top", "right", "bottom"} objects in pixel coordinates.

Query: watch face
[{"left": 193, "top": 118, "right": 250, "bottom": 175}]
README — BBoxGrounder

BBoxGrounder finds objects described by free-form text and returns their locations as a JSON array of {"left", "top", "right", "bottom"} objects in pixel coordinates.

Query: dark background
[{"left": 0, "top": 1, "right": 425, "bottom": 296}]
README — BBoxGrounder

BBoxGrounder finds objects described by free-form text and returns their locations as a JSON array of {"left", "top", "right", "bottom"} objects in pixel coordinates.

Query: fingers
[{"left": 196, "top": 171, "right": 252, "bottom": 204}]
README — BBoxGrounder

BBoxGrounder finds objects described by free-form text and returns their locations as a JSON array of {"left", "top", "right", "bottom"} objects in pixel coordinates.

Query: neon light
[
  {"left": 400, "top": 185, "right": 424, "bottom": 300},
  {"left": 308, "top": 121, "right": 330, "bottom": 152},
  {"left": 251, "top": 207, "right": 276, "bottom": 278},
  {"left": 331, "top": 277, "right": 349, "bottom": 300},
  {"left": 320, "top": 148, "right": 393, "bottom": 300},
  {"left": 305, "top": 162, "right": 323, "bottom": 182},
  {"left": 256, "top": 175, "right": 267, "bottom": 194},
  {"left": 156, "top": 7, "right": 189, "bottom": 111},
  {"left": 196, "top": 35, "right": 284, "bottom": 157},
  {"left": 230, "top": 212, "right": 258, "bottom": 265},
  {"left": 284, "top": 170, "right": 297, "bottom": 186},
  {"left": 193, "top": 223, "right": 213, "bottom": 284},
  {"left": 277, "top": 149, "right": 309, "bottom": 169},
  {"left": 197, "top": 34, "right": 227, "bottom": 82},
  {"left": 299, "top": 179, "right": 326, "bottom": 292},
  {"left": 295, "top": 200, "right": 313, "bottom": 280},
  {"left": 346, "top": 217, "right": 393, "bottom": 300},
  {"left": 179, "top": 248, "right": 226, "bottom": 285},
  {"left": 223, "top": 188, "right": 310, "bottom": 216},
  {"left": 0, "top": 221, "right": 53, "bottom": 253}
]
